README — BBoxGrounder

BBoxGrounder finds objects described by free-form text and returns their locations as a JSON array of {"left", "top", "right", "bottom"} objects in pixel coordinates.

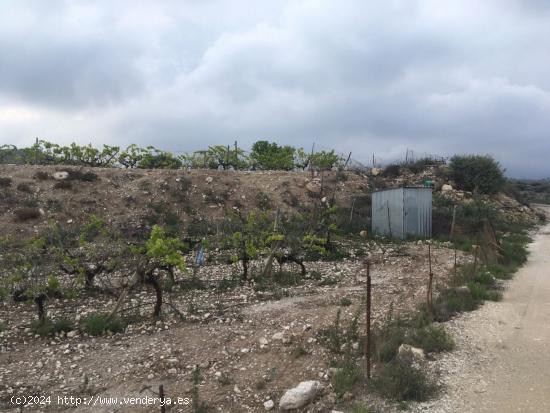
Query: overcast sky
[{"left": 1, "top": 1, "right": 549, "bottom": 177}]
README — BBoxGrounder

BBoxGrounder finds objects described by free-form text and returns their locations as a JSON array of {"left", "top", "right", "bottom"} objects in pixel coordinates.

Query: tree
[
  {"left": 449, "top": 155, "right": 505, "bottom": 195},
  {"left": 118, "top": 144, "right": 147, "bottom": 168},
  {"left": 310, "top": 150, "right": 342, "bottom": 170},
  {"left": 110, "top": 225, "right": 187, "bottom": 318},
  {"left": 250, "top": 141, "right": 295, "bottom": 170},
  {"left": 138, "top": 147, "right": 182, "bottom": 169},
  {"left": 206, "top": 145, "right": 249, "bottom": 170}
]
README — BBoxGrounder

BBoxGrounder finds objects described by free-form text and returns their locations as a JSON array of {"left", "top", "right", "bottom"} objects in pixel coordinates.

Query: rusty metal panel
[
  {"left": 404, "top": 187, "right": 432, "bottom": 238},
  {"left": 372, "top": 188, "right": 404, "bottom": 238}
]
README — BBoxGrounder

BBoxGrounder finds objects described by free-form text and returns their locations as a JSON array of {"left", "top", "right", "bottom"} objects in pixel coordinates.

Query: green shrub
[
  {"left": 410, "top": 325, "right": 454, "bottom": 353},
  {"left": 449, "top": 155, "right": 505, "bottom": 194},
  {"left": 30, "top": 318, "right": 74, "bottom": 336},
  {"left": 484, "top": 263, "right": 512, "bottom": 280},
  {"left": 339, "top": 297, "right": 352, "bottom": 306},
  {"left": 81, "top": 313, "right": 124, "bottom": 336},
  {"left": 433, "top": 288, "right": 480, "bottom": 322},
  {"left": 372, "top": 359, "right": 438, "bottom": 402},
  {"left": 467, "top": 282, "right": 502, "bottom": 302},
  {"left": 332, "top": 361, "right": 361, "bottom": 398}
]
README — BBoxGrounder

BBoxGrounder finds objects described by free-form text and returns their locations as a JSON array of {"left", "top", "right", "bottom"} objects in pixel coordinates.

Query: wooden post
[
  {"left": 344, "top": 152, "right": 352, "bottom": 169},
  {"left": 449, "top": 205, "right": 457, "bottom": 241},
  {"left": 349, "top": 197, "right": 356, "bottom": 225},
  {"left": 159, "top": 384, "right": 166, "bottom": 413},
  {"left": 427, "top": 244, "right": 434, "bottom": 318},
  {"left": 365, "top": 261, "right": 372, "bottom": 380},
  {"left": 234, "top": 140, "right": 238, "bottom": 169}
]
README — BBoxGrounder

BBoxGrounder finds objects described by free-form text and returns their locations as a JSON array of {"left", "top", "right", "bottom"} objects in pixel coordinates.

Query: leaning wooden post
[
  {"left": 365, "top": 261, "right": 372, "bottom": 380},
  {"left": 159, "top": 384, "right": 166, "bottom": 413}
]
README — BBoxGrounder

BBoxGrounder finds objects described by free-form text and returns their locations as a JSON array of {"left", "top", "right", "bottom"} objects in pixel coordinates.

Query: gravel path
[{"left": 415, "top": 205, "right": 550, "bottom": 413}]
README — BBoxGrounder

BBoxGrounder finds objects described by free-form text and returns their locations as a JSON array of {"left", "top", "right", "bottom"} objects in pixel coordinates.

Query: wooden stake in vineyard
[{"left": 365, "top": 261, "right": 372, "bottom": 380}]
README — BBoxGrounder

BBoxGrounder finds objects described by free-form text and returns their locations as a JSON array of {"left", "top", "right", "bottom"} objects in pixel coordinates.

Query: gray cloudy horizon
[{"left": 1, "top": 0, "right": 549, "bottom": 178}]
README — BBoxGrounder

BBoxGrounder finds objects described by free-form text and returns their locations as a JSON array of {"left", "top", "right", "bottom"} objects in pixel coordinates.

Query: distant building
[{"left": 372, "top": 187, "right": 432, "bottom": 239}]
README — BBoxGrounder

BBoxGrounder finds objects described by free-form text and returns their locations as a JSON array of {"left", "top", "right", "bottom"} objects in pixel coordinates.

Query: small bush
[
  {"left": 16, "top": 183, "right": 33, "bottom": 193},
  {"left": 15, "top": 207, "right": 41, "bottom": 221},
  {"left": 410, "top": 325, "right": 455, "bottom": 353},
  {"left": 256, "top": 192, "right": 272, "bottom": 210},
  {"left": 433, "top": 287, "right": 479, "bottom": 322},
  {"left": 332, "top": 360, "right": 361, "bottom": 398},
  {"left": 449, "top": 155, "right": 505, "bottom": 194},
  {"left": 30, "top": 318, "right": 74, "bottom": 336},
  {"left": 67, "top": 170, "right": 98, "bottom": 182},
  {"left": 34, "top": 171, "right": 50, "bottom": 180},
  {"left": 372, "top": 359, "right": 438, "bottom": 402},
  {"left": 467, "top": 282, "right": 502, "bottom": 302},
  {"left": 484, "top": 263, "right": 512, "bottom": 280},
  {"left": 382, "top": 164, "right": 401, "bottom": 178},
  {"left": 81, "top": 313, "right": 124, "bottom": 336},
  {"left": 0, "top": 177, "right": 12, "bottom": 187},
  {"left": 339, "top": 297, "right": 352, "bottom": 306},
  {"left": 54, "top": 180, "right": 72, "bottom": 190}
]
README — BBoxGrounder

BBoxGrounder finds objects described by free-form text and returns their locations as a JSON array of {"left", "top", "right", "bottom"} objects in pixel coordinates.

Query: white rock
[
  {"left": 279, "top": 380, "right": 322, "bottom": 410},
  {"left": 168, "top": 368, "right": 177, "bottom": 375},
  {"left": 67, "top": 331, "right": 77, "bottom": 338},
  {"left": 53, "top": 171, "right": 69, "bottom": 180},
  {"left": 272, "top": 332, "right": 284, "bottom": 341},
  {"left": 259, "top": 337, "right": 269, "bottom": 346},
  {"left": 205, "top": 176, "right": 213, "bottom": 184},
  {"left": 263, "top": 399, "right": 275, "bottom": 410},
  {"left": 397, "top": 344, "right": 425, "bottom": 361},
  {"left": 441, "top": 184, "right": 453, "bottom": 192}
]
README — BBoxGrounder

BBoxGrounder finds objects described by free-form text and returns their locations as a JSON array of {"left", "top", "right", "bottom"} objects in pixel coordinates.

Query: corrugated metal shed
[{"left": 372, "top": 187, "right": 432, "bottom": 239}]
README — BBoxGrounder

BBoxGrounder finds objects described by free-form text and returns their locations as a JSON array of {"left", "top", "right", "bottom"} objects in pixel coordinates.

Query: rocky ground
[{"left": 0, "top": 241, "right": 467, "bottom": 412}]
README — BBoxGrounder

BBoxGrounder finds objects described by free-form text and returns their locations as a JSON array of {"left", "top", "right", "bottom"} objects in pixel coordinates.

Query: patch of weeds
[
  {"left": 256, "top": 191, "right": 272, "bottom": 210},
  {"left": 46, "top": 198, "right": 63, "bottom": 212},
  {"left": 181, "top": 276, "right": 206, "bottom": 291},
  {"left": 348, "top": 402, "right": 375, "bottom": 413},
  {"left": 14, "top": 207, "right": 41, "bottom": 221},
  {"left": 318, "top": 309, "right": 343, "bottom": 354},
  {"left": 409, "top": 325, "right": 455, "bottom": 353},
  {"left": 272, "top": 271, "right": 303, "bottom": 286},
  {"left": 332, "top": 360, "right": 361, "bottom": 399},
  {"left": 467, "top": 282, "right": 502, "bottom": 302},
  {"left": 81, "top": 313, "right": 124, "bottom": 336},
  {"left": 339, "top": 297, "right": 352, "bottom": 306},
  {"left": 16, "top": 183, "right": 33, "bottom": 193},
  {"left": 291, "top": 344, "right": 308, "bottom": 359},
  {"left": 484, "top": 263, "right": 513, "bottom": 280},
  {"left": 34, "top": 171, "right": 49, "bottom": 180},
  {"left": 67, "top": 170, "right": 98, "bottom": 182},
  {"left": 216, "top": 371, "right": 231, "bottom": 386},
  {"left": 192, "top": 366, "right": 209, "bottom": 413},
  {"left": 217, "top": 277, "right": 239, "bottom": 291},
  {"left": 433, "top": 287, "right": 480, "bottom": 322},
  {"left": 372, "top": 358, "right": 438, "bottom": 402},
  {"left": 0, "top": 322, "right": 6, "bottom": 332},
  {"left": 54, "top": 180, "right": 73, "bottom": 190},
  {"left": 0, "top": 177, "right": 12, "bottom": 188},
  {"left": 318, "top": 276, "right": 338, "bottom": 286},
  {"left": 307, "top": 270, "right": 323, "bottom": 281},
  {"left": 30, "top": 318, "right": 74, "bottom": 337}
]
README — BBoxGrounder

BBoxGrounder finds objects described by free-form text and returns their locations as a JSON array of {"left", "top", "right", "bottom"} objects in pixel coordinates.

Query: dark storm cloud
[{"left": 1, "top": 0, "right": 549, "bottom": 177}]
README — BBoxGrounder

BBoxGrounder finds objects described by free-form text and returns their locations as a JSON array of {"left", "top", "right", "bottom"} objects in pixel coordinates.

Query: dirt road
[{"left": 420, "top": 205, "right": 550, "bottom": 412}]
